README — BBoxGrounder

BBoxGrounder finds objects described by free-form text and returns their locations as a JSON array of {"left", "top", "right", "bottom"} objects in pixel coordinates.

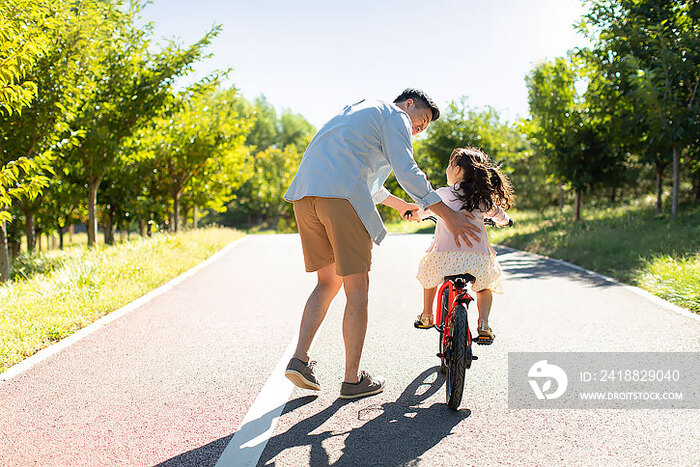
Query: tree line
[
  {"left": 0, "top": 0, "right": 314, "bottom": 282},
  {"left": 387, "top": 0, "right": 698, "bottom": 223},
  {"left": 1, "top": 0, "right": 697, "bottom": 284}
]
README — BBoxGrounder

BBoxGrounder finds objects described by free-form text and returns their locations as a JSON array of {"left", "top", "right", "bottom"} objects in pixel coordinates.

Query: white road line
[
  {"left": 214, "top": 335, "right": 297, "bottom": 467},
  {"left": 496, "top": 245, "right": 699, "bottom": 322},
  {"left": 0, "top": 236, "right": 249, "bottom": 383},
  {"left": 215, "top": 296, "right": 336, "bottom": 467}
]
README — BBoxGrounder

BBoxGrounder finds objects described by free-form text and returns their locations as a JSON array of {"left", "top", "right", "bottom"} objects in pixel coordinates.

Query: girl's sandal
[
  {"left": 476, "top": 323, "right": 495, "bottom": 345},
  {"left": 413, "top": 314, "right": 434, "bottom": 329}
]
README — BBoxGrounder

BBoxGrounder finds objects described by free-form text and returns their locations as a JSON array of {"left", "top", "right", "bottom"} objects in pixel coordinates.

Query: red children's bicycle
[
  {"left": 435, "top": 271, "right": 480, "bottom": 410},
  {"left": 408, "top": 213, "right": 512, "bottom": 410}
]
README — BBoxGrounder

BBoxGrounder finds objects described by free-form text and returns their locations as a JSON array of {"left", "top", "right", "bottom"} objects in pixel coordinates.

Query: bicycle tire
[
  {"left": 438, "top": 286, "right": 450, "bottom": 374},
  {"left": 446, "top": 304, "right": 469, "bottom": 410}
]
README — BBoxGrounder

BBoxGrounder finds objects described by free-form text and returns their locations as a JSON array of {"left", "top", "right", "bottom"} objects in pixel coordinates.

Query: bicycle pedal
[
  {"left": 471, "top": 355, "right": 478, "bottom": 360},
  {"left": 475, "top": 338, "right": 493, "bottom": 346}
]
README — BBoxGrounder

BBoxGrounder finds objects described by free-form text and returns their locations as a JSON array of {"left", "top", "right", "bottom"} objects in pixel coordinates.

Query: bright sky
[{"left": 139, "top": 0, "right": 590, "bottom": 128}]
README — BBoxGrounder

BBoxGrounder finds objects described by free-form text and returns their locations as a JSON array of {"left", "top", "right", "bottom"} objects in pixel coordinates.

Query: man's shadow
[{"left": 259, "top": 367, "right": 471, "bottom": 466}]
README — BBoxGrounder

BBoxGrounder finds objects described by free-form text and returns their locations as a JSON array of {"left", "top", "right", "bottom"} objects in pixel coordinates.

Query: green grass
[
  {"left": 0, "top": 227, "right": 243, "bottom": 372},
  {"left": 387, "top": 203, "right": 700, "bottom": 313}
]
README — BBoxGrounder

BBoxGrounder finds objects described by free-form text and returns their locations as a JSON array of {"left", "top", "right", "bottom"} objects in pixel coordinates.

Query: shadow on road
[
  {"left": 158, "top": 368, "right": 469, "bottom": 466},
  {"left": 155, "top": 396, "right": 318, "bottom": 467},
  {"left": 494, "top": 246, "right": 615, "bottom": 288},
  {"left": 259, "top": 366, "right": 470, "bottom": 466}
]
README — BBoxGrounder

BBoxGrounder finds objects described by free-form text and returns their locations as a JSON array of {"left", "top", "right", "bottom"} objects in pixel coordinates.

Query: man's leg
[
  {"left": 292, "top": 263, "right": 343, "bottom": 362},
  {"left": 341, "top": 271, "right": 369, "bottom": 383}
]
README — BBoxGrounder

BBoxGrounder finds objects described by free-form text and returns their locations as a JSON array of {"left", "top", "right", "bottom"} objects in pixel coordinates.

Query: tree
[
  {"left": 582, "top": 0, "right": 700, "bottom": 218},
  {"left": 137, "top": 86, "right": 250, "bottom": 232},
  {"left": 525, "top": 57, "right": 619, "bottom": 220},
  {"left": 39, "top": 167, "right": 84, "bottom": 250},
  {"left": 246, "top": 96, "right": 279, "bottom": 151},
  {"left": 278, "top": 111, "right": 315, "bottom": 152},
  {"left": 68, "top": 0, "right": 220, "bottom": 247},
  {"left": 0, "top": 0, "right": 66, "bottom": 281},
  {"left": 1, "top": 0, "right": 97, "bottom": 256}
]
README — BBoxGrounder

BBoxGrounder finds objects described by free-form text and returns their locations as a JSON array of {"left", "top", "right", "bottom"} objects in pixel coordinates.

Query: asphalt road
[{"left": 0, "top": 234, "right": 698, "bottom": 466}]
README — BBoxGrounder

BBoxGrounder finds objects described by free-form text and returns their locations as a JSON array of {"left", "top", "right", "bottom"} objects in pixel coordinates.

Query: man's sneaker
[
  {"left": 339, "top": 370, "right": 385, "bottom": 399},
  {"left": 285, "top": 358, "right": 320, "bottom": 391}
]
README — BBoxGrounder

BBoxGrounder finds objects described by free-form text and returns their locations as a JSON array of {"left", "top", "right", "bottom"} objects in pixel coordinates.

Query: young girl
[{"left": 413, "top": 147, "right": 514, "bottom": 344}]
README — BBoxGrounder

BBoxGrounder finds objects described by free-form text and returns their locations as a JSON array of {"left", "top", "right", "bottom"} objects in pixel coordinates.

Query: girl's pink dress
[{"left": 416, "top": 186, "right": 510, "bottom": 292}]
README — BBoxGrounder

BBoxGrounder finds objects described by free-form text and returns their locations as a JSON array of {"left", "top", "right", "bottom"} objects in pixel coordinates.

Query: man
[{"left": 283, "top": 88, "right": 480, "bottom": 399}]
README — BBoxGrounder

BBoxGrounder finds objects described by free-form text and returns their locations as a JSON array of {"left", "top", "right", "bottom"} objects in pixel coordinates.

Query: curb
[
  {"left": 495, "top": 245, "right": 699, "bottom": 323},
  {"left": 0, "top": 235, "right": 249, "bottom": 383}
]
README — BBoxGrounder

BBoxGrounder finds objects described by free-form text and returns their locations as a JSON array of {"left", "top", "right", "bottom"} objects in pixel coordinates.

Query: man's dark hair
[{"left": 393, "top": 88, "right": 440, "bottom": 122}]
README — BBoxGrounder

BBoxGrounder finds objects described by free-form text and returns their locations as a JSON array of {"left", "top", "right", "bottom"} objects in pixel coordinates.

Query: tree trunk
[
  {"left": 172, "top": 191, "right": 181, "bottom": 233},
  {"left": 0, "top": 219, "right": 11, "bottom": 283},
  {"left": 25, "top": 209, "right": 36, "bottom": 253},
  {"left": 9, "top": 237, "right": 20, "bottom": 258},
  {"left": 610, "top": 187, "right": 616, "bottom": 204},
  {"left": 87, "top": 180, "right": 101, "bottom": 248},
  {"left": 655, "top": 162, "right": 664, "bottom": 214},
  {"left": 671, "top": 142, "right": 679, "bottom": 220},
  {"left": 104, "top": 209, "right": 115, "bottom": 245},
  {"left": 559, "top": 185, "right": 565, "bottom": 212},
  {"left": 59, "top": 227, "right": 64, "bottom": 250},
  {"left": 574, "top": 188, "right": 582, "bottom": 222},
  {"left": 139, "top": 218, "right": 146, "bottom": 237},
  {"left": 193, "top": 206, "right": 198, "bottom": 230},
  {"left": 181, "top": 205, "right": 189, "bottom": 231}
]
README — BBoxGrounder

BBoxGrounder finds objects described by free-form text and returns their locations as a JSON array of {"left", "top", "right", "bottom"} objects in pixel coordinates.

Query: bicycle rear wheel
[
  {"left": 438, "top": 286, "right": 449, "bottom": 374},
  {"left": 446, "top": 304, "right": 470, "bottom": 410}
]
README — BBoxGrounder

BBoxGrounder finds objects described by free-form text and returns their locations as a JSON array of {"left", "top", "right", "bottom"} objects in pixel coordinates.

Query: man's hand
[
  {"left": 380, "top": 194, "right": 421, "bottom": 222},
  {"left": 402, "top": 204, "right": 421, "bottom": 222},
  {"left": 428, "top": 201, "right": 481, "bottom": 247}
]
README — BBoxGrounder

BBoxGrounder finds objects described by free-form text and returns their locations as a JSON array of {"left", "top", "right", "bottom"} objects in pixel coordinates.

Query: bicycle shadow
[{"left": 259, "top": 366, "right": 470, "bottom": 466}]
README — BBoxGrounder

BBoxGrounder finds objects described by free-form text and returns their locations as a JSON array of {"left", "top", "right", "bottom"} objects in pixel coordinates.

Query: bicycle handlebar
[{"left": 404, "top": 210, "right": 514, "bottom": 228}]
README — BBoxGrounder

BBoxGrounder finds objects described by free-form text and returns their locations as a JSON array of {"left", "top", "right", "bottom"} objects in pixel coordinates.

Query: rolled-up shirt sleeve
[
  {"left": 372, "top": 186, "right": 391, "bottom": 204},
  {"left": 380, "top": 113, "right": 442, "bottom": 209}
]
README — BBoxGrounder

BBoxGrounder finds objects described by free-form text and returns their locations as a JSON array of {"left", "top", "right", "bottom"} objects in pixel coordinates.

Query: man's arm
[
  {"left": 379, "top": 193, "right": 421, "bottom": 222},
  {"left": 380, "top": 115, "right": 480, "bottom": 246},
  {"left": 379, "top": 114, "right": 443, "bottom": 210}
]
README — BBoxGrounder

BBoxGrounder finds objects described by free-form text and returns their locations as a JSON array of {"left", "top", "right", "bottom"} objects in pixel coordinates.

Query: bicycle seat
[{"left": 444, "top": 273, "right": 476, "bottom": 284}]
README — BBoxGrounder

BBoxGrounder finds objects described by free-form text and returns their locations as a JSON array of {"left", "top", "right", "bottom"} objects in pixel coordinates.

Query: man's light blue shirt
[{"left": 284, "top": 99, "right": 441, "bottom": 245}]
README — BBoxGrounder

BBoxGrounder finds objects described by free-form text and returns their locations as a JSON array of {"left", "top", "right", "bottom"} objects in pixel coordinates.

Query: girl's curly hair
[{"left": 449, "top": 147, "right": 514, "bottom": 212}]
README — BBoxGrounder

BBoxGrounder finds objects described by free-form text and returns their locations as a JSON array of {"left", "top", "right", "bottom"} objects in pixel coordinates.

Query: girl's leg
[
  {"left": 422, "top": 287, "right": 437, "bottom": 322},
  {"left": 476, "top": 289, "right": 493, "bottom": 328}
]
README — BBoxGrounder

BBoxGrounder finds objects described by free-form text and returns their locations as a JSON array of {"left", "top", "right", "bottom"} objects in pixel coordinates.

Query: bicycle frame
[{"left": 436, "top": 279, "right": 474, "bottom": 349}]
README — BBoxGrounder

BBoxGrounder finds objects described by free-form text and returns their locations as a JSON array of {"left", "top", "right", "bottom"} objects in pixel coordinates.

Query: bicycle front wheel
[{"left": 446, "top": 304, "right": 470, "bottom": 410}]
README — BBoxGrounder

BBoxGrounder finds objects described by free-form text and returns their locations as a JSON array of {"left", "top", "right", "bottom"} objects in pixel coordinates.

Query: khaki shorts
[{"left": 293, "top": 196, "right": 372, "bottom": 276}]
